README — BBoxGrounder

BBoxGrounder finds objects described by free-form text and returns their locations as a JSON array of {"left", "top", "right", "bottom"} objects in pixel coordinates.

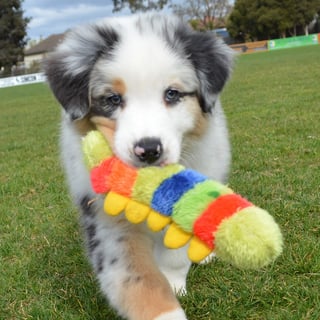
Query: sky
[
  {"left": 22, "top": 0, "right": 132, "bottom": 40},
  {"left": 22, "top": 0, "right": 232, "bottom": 41}
]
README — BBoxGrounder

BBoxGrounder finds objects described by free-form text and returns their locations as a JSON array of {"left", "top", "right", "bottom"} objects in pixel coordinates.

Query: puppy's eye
[
  {"left": 91, "top": 93, "right": 124, "bottom": 118},
  {"left": 164, "top": 88, "right": 181, "bottom": 105},
  {"left": 101, "top": 93, "right": 123, "bottom": 107}
]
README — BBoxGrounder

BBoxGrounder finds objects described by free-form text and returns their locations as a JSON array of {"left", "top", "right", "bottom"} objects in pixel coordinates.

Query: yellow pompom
[{"left": 214, "top": 206, "right": 283, "bottom": 269}]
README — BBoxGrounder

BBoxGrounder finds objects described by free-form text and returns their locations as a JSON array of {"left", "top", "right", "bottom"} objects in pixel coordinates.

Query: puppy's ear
[
  {"left": 175, "top": 27, "right": 234, "bottom": 113},
  {"left": 44, "top": 25, "right": 119, "bottom": 120}
]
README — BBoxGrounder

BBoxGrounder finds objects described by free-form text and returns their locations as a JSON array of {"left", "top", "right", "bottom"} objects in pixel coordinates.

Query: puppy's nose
[{"left": 134, "top": 138, "right": 163, "bottom": 164}]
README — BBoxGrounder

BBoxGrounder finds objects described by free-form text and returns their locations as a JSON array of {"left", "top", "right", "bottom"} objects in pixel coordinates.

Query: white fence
[{"left": 0, "top": 73, "right": 46, "bottom": 88}]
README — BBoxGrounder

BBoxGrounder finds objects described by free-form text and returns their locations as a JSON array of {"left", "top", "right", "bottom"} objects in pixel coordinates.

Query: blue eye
[
  {"left": 91, "top": 93, "right": 123, "bottom": 118},
  {"left": 98, "top": 93, "right": 123, "bottom": 107},
  {"left": 164, "top": 88, "right": 181, "bottom": 105},
  {"left": 106, "top": 93, "right": 123, "bottom": 107}
]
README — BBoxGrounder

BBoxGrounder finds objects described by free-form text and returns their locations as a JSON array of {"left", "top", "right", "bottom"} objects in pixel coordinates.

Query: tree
[
  {"left": 227, "top": 0, "right": 320, "bottom": 42},
  {"left": 0, "top": 0, "right": 30, "bottom": 76},
  {"left": 287, "top": 0, "right": 320, "bottom": 36},
  {"left": 171, "top": 0, "right": 232, "bottom": 31},
  {"left": 113, "top": 0, "right": 168, "bottom": 12}
]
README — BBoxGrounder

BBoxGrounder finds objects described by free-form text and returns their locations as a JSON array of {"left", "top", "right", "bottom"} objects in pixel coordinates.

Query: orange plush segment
[
  {"left": 106, "top": 158, "right": 138, "bottom": 197},
  {"left": 193, "top": 194, "right": 252, "bottom": 249},
  {"left": 91, "top": 157, "right": 115, "bottom": 193}
]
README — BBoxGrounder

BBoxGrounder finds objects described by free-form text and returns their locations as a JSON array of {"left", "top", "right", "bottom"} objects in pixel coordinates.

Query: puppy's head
[{"left": 44, "top": 14, "right": 234, "bottom": 167}]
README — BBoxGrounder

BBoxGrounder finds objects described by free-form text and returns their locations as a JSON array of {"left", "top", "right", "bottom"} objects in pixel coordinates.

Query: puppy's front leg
[
  {"left": 153, "top": 233, "right": 191, "bottom": 296},
  {"left": 84, "top": 212, "right": 187, "bottom": 320}
]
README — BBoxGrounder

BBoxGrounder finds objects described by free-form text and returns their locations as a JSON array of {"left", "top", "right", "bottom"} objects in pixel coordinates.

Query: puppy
[{"left": 44, "top": 13, "right": 234, "bottom": 320}]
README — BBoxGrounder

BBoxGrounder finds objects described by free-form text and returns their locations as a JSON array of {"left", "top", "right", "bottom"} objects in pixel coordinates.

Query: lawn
[{"left": 1, "top": 45, "right": 319, "bottom": 319}]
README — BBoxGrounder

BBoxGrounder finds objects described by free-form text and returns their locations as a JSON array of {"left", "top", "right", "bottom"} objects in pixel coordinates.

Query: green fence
[{"left": 268, "top": 34, "right": 319, "bottom": 50}]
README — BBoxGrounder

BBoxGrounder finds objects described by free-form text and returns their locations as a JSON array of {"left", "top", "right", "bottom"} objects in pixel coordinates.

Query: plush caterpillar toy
[{"left": 82, "top": 131, "right": 283, "bottom": 269}]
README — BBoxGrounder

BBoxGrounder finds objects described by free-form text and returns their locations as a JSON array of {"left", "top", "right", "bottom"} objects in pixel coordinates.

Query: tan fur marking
[
  {"left": 187, "top": 98, "right": 208, "bottom": 137},
  {"left": 74, "top": 116, "right": 117, "bottom": 149},
  {"left": 112, "top": 78, "right": 127, "bottom": 96},
  {"left": 192, "top": 112, "right": 208, "bottom": 137},
  {"left": 74, "top": 117, "right": 95, "bottom": 136},
  {"left": 90, "top": 116, "right": 116, "bottom": 148},
  {"left": 120, "top": 231, "right": 180, "bottom": 320}
]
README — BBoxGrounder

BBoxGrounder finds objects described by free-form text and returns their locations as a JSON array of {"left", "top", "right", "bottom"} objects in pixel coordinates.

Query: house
[
  {"left": 24, "top": 33, "right": 65, "bottom": 69},
  {"left": 213, "top": 28, "right": 233, "bottom": 44}
]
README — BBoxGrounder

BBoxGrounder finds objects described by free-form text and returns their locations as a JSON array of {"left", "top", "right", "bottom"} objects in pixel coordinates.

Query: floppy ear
[
  {"left": 175, "top": 27, "right": 235, "bottom": 113},
  {"left": 44, "top": 25, "right": 119, "bottom": 120}
]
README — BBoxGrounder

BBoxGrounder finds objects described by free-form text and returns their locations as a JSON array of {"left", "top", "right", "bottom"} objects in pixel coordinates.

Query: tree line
[
  {"left": 113, "top": 0, "right": 319, "bottom": 38},
  {"left": 0, "top": 0, "right": 29, "bottom": 76},
  {"left": 227, "top": 0, "right": 320, "bottom": 42},
  {"left": 1, "top": 0, "right": 319, "bottom": 76}
]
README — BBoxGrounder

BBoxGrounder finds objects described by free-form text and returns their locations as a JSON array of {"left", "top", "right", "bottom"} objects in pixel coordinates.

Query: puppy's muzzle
[{"left": 134, "top": 137, "right": 163, "bottom": 164}]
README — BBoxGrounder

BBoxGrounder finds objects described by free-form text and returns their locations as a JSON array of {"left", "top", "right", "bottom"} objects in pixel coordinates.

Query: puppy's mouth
[{"left": 129, "top": 156, "right": 170, "bottom": 168}]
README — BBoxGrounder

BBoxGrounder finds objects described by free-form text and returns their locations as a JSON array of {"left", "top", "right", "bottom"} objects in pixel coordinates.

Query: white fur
[
  {"left": 181, "top": 100, "right": 231, "bottom": 180},
  {"left": 154, "top": 309, "right": 187, "bottom": 320}
]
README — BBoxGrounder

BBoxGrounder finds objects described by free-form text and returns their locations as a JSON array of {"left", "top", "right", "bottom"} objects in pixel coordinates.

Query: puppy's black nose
[{"left": 134, "top": 138, "right": 163, "bottom": 164}]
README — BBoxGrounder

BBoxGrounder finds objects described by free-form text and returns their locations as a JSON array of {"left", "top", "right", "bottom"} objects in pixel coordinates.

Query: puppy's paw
[
  {"left": 154, "top": 308, "right": 187, "bottom": 320},
  {"left": 164, "top": 274, "right": 187, "bottom": 296},
  {"left": 171, "top": 280, "right": 187, "bottom": 297},
  {"left": 200, "top": 252, "right": 216, "bottom": 264}
]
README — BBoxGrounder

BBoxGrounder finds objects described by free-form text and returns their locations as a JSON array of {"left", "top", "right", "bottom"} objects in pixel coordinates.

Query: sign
[
  {"left": 268, "top": 34, "right": 319, "bottom": 50},
  {"left": 0, "top": 73, "right": 46, "bottom": 88}
]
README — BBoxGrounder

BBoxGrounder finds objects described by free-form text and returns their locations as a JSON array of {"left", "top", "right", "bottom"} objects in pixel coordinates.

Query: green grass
[{"left": 1, "top": 45, "right": 319, "bottom": 319}]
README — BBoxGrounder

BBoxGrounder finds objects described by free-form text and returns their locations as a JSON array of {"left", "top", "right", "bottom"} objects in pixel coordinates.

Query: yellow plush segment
[
  {"left": 104, "top": 192, "right": 129, "bottom": 216},
  {"left": 164, "top": 222, "right": 192, "bottom": 249},
  {"left": 188, "top": 236, "right": 212, "bottom": 263},
  {"left": 82, "top": 131, "right": 113, "bottom": 169},
  {"left": 132, "top": 164, "right": 183, "bottom": 205},
  {"left": 214, "top": 206, "right": 283, "bottom": 269},
  {"left": 125, "top": 200, "right": 151, "bottom": 224},
  {"left": 147, "top": 210, "right": 171, "bottom": 232}
]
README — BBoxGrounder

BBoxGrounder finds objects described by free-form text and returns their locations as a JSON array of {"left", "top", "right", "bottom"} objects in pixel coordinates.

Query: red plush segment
[
  {"left": 193, "top": 194, "right": 252, "bottom": 249},
  {"left": 91, "top": 157, "right": 116, "bottom": 193},
  {"left": 106, "top": 158, "right": 137, "bottom": 197}
]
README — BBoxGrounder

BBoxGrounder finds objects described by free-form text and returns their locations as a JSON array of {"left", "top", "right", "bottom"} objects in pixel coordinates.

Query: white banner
[{"left": 0, "top": 73, "right": 46, "bottom": 88}]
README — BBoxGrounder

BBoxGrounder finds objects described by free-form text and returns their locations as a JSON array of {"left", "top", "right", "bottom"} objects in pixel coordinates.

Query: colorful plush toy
[{"left": 82, "top": 131, "right": 283, "bottom": 269}]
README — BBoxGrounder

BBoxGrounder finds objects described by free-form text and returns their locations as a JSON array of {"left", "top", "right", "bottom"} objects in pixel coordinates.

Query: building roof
[{"left": 25, "top": 33, "right": 65, "bottom": 56}]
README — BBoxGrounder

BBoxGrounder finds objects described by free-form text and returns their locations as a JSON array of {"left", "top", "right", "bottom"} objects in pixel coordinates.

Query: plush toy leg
[
  {"left": 147, "top": 210, "right": 171, "bottom": 232},
  {"left": 104, "top": 192, "right": 129, "bottom": 215},
  {"left": 125, "top": 200, "right": 151, "bottom": 224},
  {"left": 187, "top": 236, "right": 212, "bottom": 263},
  {"left": 164, "top": 223, "right": 192, "bottom": 249}
]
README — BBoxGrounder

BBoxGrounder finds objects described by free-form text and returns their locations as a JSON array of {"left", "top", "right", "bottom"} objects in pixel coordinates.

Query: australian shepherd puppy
[{"left": 44, "top": 13, "right": 234, "bottom": 320}]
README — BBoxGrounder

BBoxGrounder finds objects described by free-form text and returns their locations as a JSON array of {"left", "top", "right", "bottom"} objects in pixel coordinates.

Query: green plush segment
[
  {"left": 82, "top": 131, "right": 113, "bottom": 169},
  {"left": 132, "top": 164, "right": 183, "bottom": 205},
  {"left": 172, "top": 180, "right": 232, "bottom": 232},
  {"left": 214, "top": 206, "right": 283, "bottom": 270}
]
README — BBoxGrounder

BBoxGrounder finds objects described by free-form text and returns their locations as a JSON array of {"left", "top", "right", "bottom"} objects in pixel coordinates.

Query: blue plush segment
[{"left": 151, "top": 169, "right": 206, "bottom": 216}]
